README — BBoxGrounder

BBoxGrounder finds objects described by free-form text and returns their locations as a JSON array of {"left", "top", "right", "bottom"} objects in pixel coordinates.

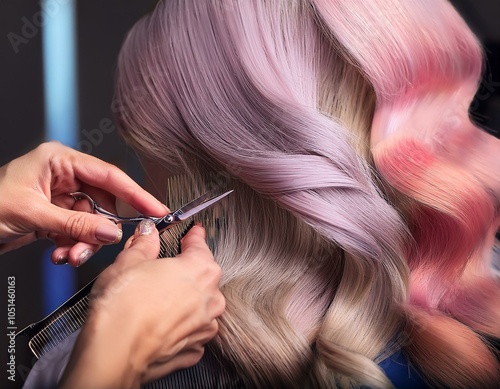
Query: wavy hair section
[
  {"left": 313, "top": 0, "right": 500, "bottom": 386},
  {"left": 115, "top": 0, "right": 411, "bottom": 387},
  {"left": 115, "top": 0, "right": 499, "bottom": 387}
]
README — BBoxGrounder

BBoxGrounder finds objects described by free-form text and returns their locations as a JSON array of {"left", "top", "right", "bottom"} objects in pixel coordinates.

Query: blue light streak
[{"left": 41, "top": 0, "right": 78, "bottom": 314}]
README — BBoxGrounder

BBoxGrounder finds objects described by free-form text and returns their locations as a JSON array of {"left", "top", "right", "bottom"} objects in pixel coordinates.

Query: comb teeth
[
  {"left": 28, "top": 296, "right": 91, "bottom": 358},
  {"left": 17, "top": 174, "right": 227, "bottom": 359},
  {"left": 16, "top": 283, "right": 94, "bottom": 359},
  {"left": 160, "top": 220, "right": 195, "bottom": 257}
]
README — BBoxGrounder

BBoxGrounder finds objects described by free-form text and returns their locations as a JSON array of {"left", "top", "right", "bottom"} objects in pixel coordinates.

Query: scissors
[{"left": 69, "top": 189, "right": 233, "bottom": 232}]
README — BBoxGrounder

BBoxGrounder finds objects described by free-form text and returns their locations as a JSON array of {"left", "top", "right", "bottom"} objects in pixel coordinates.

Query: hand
[
  {"left": 0, "top": 142, "right": 168, "bottom": 265},
  {"left": 57, "top": 221, "right": 225, "bottom": 389}
]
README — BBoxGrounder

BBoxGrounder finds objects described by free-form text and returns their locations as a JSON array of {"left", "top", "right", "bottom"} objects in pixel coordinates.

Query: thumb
[
  {"left": 178, "top": 225, "right": 210, "bottom": 259},
  {"left": 32, "top": 201, "right": 123, "bottom": 244},
  {"left": 116, "top": 220, "right": 160, "bottom": 265}
]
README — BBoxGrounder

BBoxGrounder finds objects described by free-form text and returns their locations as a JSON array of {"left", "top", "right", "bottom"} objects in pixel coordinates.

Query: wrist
[{"left": 58, "top": 309, "right": 147, "bottom": 389}]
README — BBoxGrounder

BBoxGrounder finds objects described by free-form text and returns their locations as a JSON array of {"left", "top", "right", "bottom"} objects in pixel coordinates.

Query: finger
[
  {"left": 62, "top": 149, "right": 169, "bottom": 217},
  {"left": 30, "top": 199, "right": 123, "bottom": 245},
  {"left": 70, "top": 196, "right": 94, "bottom": 213},
  {"left": 48, "top": 235, "right": 102, "bottom": 266},
  {"left": 123, "top": 234, "right": 135, "bottom": 250},
  {"left": 114, "top": 220, "right": 160, "bottom": 266},
  {"left": 142, "top": 348, "right": 205, "bottom": 383},
  {"left": 178, "top": 225, "right": 211, "bottom": 258},
  {"left": 47, "top": 232, "right": 77, "bottom": 247},
  {"left": 69, "top": 192, "right": 124, "bottom": 244},
  {"left": 51, "top": 246, "right": 71, "bottom": 265},
  {"left": 71, "top": 185, "right": 118, "bottom": 221},
  {"left": 176, "top": 226, "right": 222, "bottom": 292},
  {"left": 182, "top": 320, "right": 219, "bottom": 349},
  {"left": 210, "top": 290, "right": 226, "bottom": 319},
  {"left": 51, "top": 188, "right": 114, "bottom": 223},
  {"left": 68, "top": 242, "right": 102, "bottom": 267}
]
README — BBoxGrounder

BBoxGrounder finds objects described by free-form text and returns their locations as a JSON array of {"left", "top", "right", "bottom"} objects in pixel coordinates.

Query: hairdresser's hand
[
  {"left": 57, "top": 222, "right": 225, "bottom": 389},
  {"left": 0, "top": 141, "right": 168, "bottom": 265}
]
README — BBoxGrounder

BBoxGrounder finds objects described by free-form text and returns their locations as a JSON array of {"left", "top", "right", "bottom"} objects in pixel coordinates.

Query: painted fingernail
[
  {"left": 54, "top": 255, "right": 68, "bottom": 265},
  {"left": 136, "top": 219, "right": 155, "bottom": 237},
  {"left": 96, "top": 224, "right": 122, "bottom": 243},
  {"left": 77, "top": 249, "right": 95, "bottom": 267}
]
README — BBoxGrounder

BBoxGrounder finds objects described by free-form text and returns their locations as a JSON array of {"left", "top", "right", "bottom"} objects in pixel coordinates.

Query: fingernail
[
  {"left": 77, "top": 249, "right": 95, "bottom": 267},
  {"left": 136, "top": 219, "right": 155, "bottom": 237},
  {"left": 96, "top": 224, "right": 122, "bottom": 243},
  {"left": 54, "top": 255, "right": 68, "bottom": 265}
]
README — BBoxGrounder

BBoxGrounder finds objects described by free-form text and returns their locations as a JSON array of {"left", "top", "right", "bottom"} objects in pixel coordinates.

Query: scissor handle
[
  {"left": 69, "top": 192, "right": 161, "bottom": 225},
  {"left": 94, "top": 208, "right": 154, "bottom": 224}
]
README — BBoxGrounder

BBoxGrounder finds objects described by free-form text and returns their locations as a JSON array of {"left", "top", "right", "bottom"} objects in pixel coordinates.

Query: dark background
[
  {"left": 0, "top": 1, "right": 498, "bottom": 388},
  {"left": 0, "top": 1, "right": 158, "bottom": 387}
]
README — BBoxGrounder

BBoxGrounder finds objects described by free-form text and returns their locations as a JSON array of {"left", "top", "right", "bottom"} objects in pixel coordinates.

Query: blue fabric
[{"left": 379, "top": 350, "right": 429, "bottom": 389}]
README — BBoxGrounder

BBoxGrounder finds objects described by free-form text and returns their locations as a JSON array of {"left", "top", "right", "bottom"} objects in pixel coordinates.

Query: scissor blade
[
  {"left": 175, "top": 190, "right": 233, "bottom": 220},
  {"left": 174, "top": 192, "right": 212, "bottom": 216}
]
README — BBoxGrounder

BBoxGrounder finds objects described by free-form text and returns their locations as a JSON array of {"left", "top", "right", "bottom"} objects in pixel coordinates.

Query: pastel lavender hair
[{"left": 115, "top": 0, "right": 499, "bottom": 387}]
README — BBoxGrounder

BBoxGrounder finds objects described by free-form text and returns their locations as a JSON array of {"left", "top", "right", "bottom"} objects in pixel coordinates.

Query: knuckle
[
  {"left": 209, "top": 319, "right": 219, "bottom": 335},
  {"left": 210, "top": 293, "right": 226, "bottom": 319},
  {"left": 216, "top": 293, "right": 226, "bottom": 315},
  {"left": 196, "top": 261, "right": 221, "bottom": 288},
  {"left": 124, "top": 246, "right": 149, "bottom": 261},
  {"left": 189, "top": 349, "right": 205, "bottom": 366},
  {"left": 198, "top": 305, "right": 214, "bottom": 327},
  {"left": 64, "top": 213, "right": 92, "bottom": 241},
  {"left": 204, "top": 293, "right": 225, "bottom": 322},
  {"left": 177, "top": 353, "right": 203, "bottom": 371},
  {"left": 44, "top": 232, "right": 58, "bottom": 242},
  {"left": 36, "top": 141, "right": 61, "bottom": 154},
  {"left": 213, "top": 262, "right": 222, "bottom": 277},
  {"left": 208, "top": 262, "right": 222, "bottom": 283}
]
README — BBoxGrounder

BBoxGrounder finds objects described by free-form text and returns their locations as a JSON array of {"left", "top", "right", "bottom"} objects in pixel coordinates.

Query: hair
[{"left": 114, "top": 0, "right": 500, "bottom": 388}]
